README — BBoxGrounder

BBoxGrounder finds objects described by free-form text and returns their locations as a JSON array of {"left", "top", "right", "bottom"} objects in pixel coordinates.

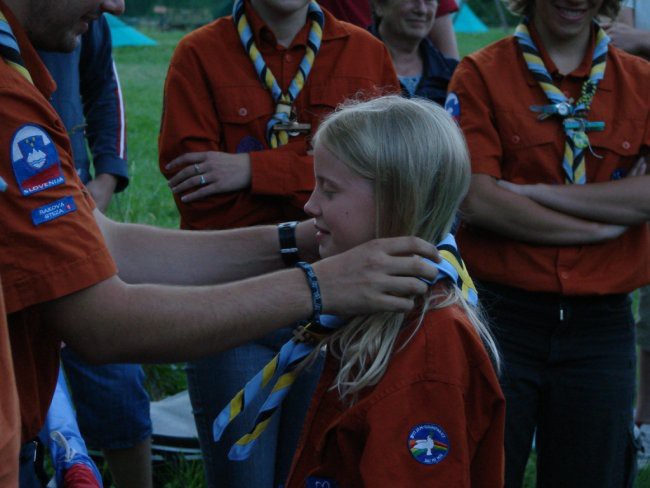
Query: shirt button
[
  {"left": 239, "top": 107, "right": 248, "bottom": 117},
  {"left": 560, "top": 272, "right": 569, "bottom": 280},
  {"left": 512, "top": 135, "right": 520, "bottom": 144},
  {"left": 622, "top": 141, "right": 631, "bottom": 150},
  {"left": 285, "top": 54, "right": 293, "bottom": 63}
]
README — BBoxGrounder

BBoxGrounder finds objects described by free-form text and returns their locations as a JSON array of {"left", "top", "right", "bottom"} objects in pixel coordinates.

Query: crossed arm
[
  {"left": 497, "top": 171, "right": 650, "bottom": 226},
  {"left": 462, "top": 174, "right": 630, "bottom": 245}
]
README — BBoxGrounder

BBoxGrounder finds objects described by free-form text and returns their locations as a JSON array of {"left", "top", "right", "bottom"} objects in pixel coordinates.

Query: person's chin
[{"left": 37, "top": 32, "right": 80, "bottom": 53}]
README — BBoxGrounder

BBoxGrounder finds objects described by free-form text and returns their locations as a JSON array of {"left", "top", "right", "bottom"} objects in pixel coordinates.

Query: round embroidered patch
[{"left": 407, "top": 423, "right": 450, "bottom": 465}]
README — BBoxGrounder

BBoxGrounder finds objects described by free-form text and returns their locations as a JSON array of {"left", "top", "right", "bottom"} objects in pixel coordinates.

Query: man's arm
[
  {"left": 94, "top": 210, "right": 315, "bottom": 285},
  {"left": 80, "top": 16, "right": 128, "bottom": 211},
  {"left": 497, "top": 173, "right": 650, "bottom": 225},
  {"left": 604, "top": 6, "right": 650, "bottom": 59},
  {"left": 46, "top": 234, "right": 439, "bottom": 364},
  {"left": 462, "top": 174, "right": 627, "bottom": 245},
  {"left": 428, "top": 13, "right": 459, "bottom": 59}
]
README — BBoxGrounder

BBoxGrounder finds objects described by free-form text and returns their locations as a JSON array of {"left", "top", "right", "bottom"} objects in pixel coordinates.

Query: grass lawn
[{"left": 108, "top": 26, "right": 650, "bottom": 488}]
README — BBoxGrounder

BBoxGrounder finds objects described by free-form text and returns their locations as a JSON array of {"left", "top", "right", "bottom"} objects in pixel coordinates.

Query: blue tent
[
  {"left": 453, "top": 3, "right": 489, "bottom": 33},
  {"left": 105, "top": 14, "right": 157, "bottom": 47}
]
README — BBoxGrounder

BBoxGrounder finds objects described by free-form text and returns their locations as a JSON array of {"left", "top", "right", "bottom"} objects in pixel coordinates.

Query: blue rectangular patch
[
  {"left": 306, "top": 476, "right": 339, "bottom": 488},
  {"left": 31, "top": 196, "right": 76, "bottom": 226}
]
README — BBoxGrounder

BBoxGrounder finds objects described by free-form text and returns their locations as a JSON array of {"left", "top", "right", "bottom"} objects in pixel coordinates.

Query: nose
[
  {"left": 304, "top": 191, "right": 320, "bottom": 218},
  {"left": 101, "top": 0, "right": 125, "bottom": 15}
]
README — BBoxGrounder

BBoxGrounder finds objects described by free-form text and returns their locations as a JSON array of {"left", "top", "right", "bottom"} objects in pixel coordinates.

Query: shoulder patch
[
  {"left": 408, "top": 423, "right": 450, "bottom": 465},
  {"left": 11, "top": 124, "right": 64, "bottom": 196},
  {"left": 444, "top": 92, "right": 460, "bottom": 122},
  {"left": 32, "top": 196, "right": 77, "bottom": 226}
]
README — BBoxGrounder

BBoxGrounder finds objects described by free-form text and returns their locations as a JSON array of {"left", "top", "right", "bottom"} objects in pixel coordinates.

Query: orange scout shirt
[
  {"left": 159, "top": 1, "right": 399, "bottom": 230},
  {"left": 450, "top": 25, "right": 650, "bottom": 295},
  {"left": 0, "top": 280, "right": 19, "bottom": 487},
  {"left": 0, "top": 2, "right": 116, "bottom": 441},
  {"left": 286, "top": 305, "right": 505, "bottom": 488}
]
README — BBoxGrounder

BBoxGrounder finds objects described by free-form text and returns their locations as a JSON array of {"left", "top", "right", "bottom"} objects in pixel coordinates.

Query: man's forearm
[
  {"left": 499, "top": 176, "right": 650, "bottom": 225},
  {"left": 97, "top": 210, "right": 289, "bottom": 285},
  {"left": 50, "top": 273, "right": 313, "bottom": 363},
  {"left": 463, "top": 175, "right": 626, "bottom": 245}
]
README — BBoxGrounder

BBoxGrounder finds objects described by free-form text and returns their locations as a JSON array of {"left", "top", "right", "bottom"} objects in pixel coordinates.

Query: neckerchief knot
[{"left": 232, "top": 0, "right": 324, "bottom": 148}]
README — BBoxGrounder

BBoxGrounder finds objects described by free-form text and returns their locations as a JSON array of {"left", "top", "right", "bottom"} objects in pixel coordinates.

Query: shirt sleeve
[
  {"left": 447, "top": 58, "right": 503, "bottom": 178},
  {"left": 0, "top": 80, "right": 116, "bottom": 313},
  {"left": 79, "top": 16, "right": 128, "bottom": 192},
  {"left": 436, "top": 0, "right": 459, "bottom": 17},
  {"left": 359, "top": 381, "right": 473, "bottom": 486}
]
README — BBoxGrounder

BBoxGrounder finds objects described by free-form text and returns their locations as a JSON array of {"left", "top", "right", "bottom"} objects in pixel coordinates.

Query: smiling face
[
  {"left": 377, "top": 0, "right": 438, "bottom": 44},
  {"left": 532, "top": 0, "right": 604, "bottom": 44},
  {"left": 304, "top": 142, "right": 376, "bottom": 258}
]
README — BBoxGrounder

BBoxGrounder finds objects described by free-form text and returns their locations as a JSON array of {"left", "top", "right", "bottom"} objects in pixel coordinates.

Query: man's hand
[
  {"left": 604, "top": 22, "right": 643, "bottom": 54},
  {"left": 313, "top": 237, "right": 440, "bottom": 316},
  {"left": 165, "top": 151, "right": 252, "bottom": 202},
  {"left": 86, "top": 173, "right": 118, "bottom": 213}
]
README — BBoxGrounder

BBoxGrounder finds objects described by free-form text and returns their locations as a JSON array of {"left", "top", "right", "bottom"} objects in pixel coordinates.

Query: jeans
[
  {"left": 61, "top": 347, "right": 152, "bottom": 449},
  {"left": 478, "top": 281, "right": 637, "bottom": 488},
  {"left": 186, "top": 326, "right": 323, "bottom": 488},
  {"left": 19, "top": 441, "right": 44, "bottom": 488}
]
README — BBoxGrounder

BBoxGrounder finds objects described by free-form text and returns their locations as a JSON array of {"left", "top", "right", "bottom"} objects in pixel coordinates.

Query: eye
[{"left": 321, "top": 186, "right": 336, "bottom": 199}]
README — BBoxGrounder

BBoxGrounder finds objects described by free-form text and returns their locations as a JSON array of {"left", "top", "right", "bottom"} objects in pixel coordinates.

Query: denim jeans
[
  {"left": 61, "top": 347, "right": 152, "bottom": 449},
  {"left": 478, "top": 282, "right": 637, "bottom": 488},
  {"left": 186, "top": 326, "right": 323, "bottom": 488},
  {"left": 19, "top": 441, "right": 44, "bottom": 488}
]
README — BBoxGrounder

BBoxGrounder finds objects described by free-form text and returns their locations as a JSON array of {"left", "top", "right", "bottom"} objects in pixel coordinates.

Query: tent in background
[
  {"left": 453, "top": 2, "right": 489, "bottom": 33},
  {"left": 105, "top": 13, "right": 157, "bottom": 47}
]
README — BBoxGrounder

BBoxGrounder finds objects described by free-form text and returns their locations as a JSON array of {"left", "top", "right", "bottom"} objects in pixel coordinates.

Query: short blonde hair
[
  {"left": 308, "top": 96, "right": 499, "bottom": 402},
  {"left": 504, "top": 0, "right": 620, "bottom": 19}
]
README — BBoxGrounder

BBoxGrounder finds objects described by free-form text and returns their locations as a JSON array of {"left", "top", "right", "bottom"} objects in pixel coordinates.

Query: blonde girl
[{"left": 284, "top": 95, "right": 504, "bottom": 487}]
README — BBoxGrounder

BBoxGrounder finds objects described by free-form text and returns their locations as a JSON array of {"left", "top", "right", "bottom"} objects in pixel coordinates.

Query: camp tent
[
  {"left": 453, "top": 2, "right": 489, "bottom": 33},
  {"left": 105, "top": 13, "right": 157, "bottom": 47}
]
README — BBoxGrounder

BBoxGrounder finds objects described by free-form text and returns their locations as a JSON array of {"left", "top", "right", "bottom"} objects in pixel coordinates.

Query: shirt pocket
[
  {"left": 306, "top": 78, "right": 384, "bottom": 123},
  {"left": 496, "top": 110, "right": 562, "bottom": 183},
  {"left": 588, "top": 117, "right": 645, "bottom": 181},
  {"left": 213, "top": 86, "right": 274, "bottom": 153}
]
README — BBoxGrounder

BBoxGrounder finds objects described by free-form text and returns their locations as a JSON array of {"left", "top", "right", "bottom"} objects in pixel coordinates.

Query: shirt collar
[
  {"left": 523, "top": 21, "right": 612, "bottom": 92},
  {"left": 0, "top": 0, "right": 56, "bottom": 99},
  {"left": 244, "top": 0, "right": 348, "bottom": 49}
]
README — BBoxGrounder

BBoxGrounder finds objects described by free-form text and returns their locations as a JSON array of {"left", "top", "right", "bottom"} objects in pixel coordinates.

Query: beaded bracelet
[{"left": 295, "top": 261, "right": 322, "bottom": 324}]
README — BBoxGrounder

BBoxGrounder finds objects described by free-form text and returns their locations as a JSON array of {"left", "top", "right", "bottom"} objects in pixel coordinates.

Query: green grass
[{"left": 108, "top": 26, "right": 650, "bottom": 488}]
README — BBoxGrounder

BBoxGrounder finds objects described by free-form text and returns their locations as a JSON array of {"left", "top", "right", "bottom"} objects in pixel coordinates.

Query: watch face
[{"left": 558, "top": 103, "right": 570, "bottom": 116}]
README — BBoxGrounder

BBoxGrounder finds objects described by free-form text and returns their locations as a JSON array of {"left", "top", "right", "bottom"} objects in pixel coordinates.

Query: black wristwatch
[{"left": 278, "top": 221, "right": 300, "bottom": 266}]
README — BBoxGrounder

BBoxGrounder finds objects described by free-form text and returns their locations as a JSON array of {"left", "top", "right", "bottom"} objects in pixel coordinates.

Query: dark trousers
[
  {"left": 18, "top": 441, "right": 46, "bottom": 488},
  {"left": 479, "top": 282, "right": 637, "bottom": 488}
]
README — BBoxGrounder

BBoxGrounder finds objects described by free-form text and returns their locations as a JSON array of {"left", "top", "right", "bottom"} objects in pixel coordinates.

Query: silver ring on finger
[
  {"left": 199, "top": 174, "right": 207, "bottom": 186},
  {"left": 194, "top": 163, "right": 201, "bottom": 175}
]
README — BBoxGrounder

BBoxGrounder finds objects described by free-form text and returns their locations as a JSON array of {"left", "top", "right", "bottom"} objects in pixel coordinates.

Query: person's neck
[
  {"left": 532, "top": 16, "right": 592, "bottom": 75},
  {"left": 250, "top": 0, "right": 310, "bottom": 48},
  {"left": 378, "top": 24, "right": 422, "bottom": 76}
]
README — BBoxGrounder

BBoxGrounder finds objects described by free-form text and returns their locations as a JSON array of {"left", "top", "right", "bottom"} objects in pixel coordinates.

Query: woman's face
[
  {"left": 377, "top": 0, "right": 438, "bottom": 44},
  {"left": 304, "top": 142, "right": 376, "bottom": 259},
  {"left": 532, "top": 0, "right": 604, "bottom": 44}
]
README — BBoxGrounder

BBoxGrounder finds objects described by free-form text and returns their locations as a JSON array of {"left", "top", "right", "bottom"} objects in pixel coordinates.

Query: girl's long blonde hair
[{"left": 309, "top": 95, "right": 499, "bottom": 402}]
